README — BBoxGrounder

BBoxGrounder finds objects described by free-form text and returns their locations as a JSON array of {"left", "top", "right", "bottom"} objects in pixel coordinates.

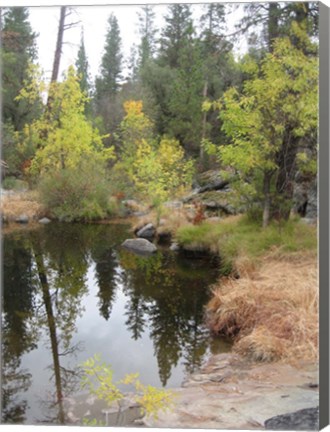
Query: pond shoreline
[
  {"left": 2, "top": 191, "right": 319, "bottom": 429},
  {"left": 63, "top": 352, "right": 318, "bottom": 429},
  {"left": 143, "top": 352, "right": 319, "bottom": 429}
]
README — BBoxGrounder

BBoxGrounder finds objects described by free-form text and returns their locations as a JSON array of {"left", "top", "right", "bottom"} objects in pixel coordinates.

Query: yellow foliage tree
[
  {"left": 20, "top": 66, "right": 114, "bottom": 177},
  {"left": 116, "top": 100, "right": 194, "bottom": 218}
]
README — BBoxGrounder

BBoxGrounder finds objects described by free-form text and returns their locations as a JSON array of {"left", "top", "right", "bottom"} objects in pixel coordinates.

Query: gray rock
[
  {"left": 122, "top": 238, "right": 157, "bottom": 255},
  {"left": 163, "top": 201, "right": 183, "bottom": 209},
  {"left": 170, "top": 242, "right": 180, "bottom": 251},
  {"left": 194, "top": 169, "right": 235, "bottom": 191},
  {"left": 39, "top": 217, "right": 51, "bottom": 224},
  {"left": 136, "top": 223, "right": 156, "bottom": 239},
  {"left": 15, "top": 214, "right": 29, "bottom": 224},
  {"left": 305, "top": 179, "right": 317, "bottom": 219},
  {"left": 293, "top": 176, "right": 317, "bottom": 219},
  {"left": 265, "top": 407, "right": 319, "bottom": 430}
]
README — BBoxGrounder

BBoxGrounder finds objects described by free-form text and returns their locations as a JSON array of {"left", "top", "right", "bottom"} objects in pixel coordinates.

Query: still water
[{"left": 2, "top": 222, "right": 229, "bottom": 425}]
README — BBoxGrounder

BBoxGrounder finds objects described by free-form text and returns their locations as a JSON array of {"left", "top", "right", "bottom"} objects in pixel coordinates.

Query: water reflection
[
  {"left": 2, "top": 223, "right": 224, "bottom": 425},
  {"left": 119, "top": 250, "right": 217, "bottom": 386},
  {"left": 2, "top": 234, "right": 37, "bottom": 423}
]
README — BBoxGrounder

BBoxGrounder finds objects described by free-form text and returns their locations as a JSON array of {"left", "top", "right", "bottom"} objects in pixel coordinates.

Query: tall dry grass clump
[
  {"left": 206, "top": 253, "right": 318, "bottom": 363},
  {"left": 1, "top": 191, "right": 46, "bottom": 220}
]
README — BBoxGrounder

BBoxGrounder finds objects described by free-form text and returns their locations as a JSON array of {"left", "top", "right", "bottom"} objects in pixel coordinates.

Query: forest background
[{"left": 0, "top": 1, "right": 319, "bottom": 227}]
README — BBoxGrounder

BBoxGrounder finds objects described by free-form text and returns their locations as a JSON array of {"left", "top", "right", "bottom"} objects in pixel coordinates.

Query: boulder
[
  {"left": 15, "top": 214, "right": 29, "bottom": 224},
  {"left": 293, "top": 175, "right": 317, "bottom": 219},
  {"left": 169, "top": 242, "right": 180, "bottom": 252},
  {"left": 39, "top": 217, "right": 51, "bottom": 224},
  {"left": 265, "top": 407, "right": 319, "bottom": 430},
  {"left": 184, "top": 190, "right": 238, "bottom": 215},
  {"left": 305, "top": 179, "right": 317, "bottom": 219},
  {"left": 136, "top": 223, "right": 156, "bottom": 239},
  {"left": 122, "top": 238, "right": 157, "bottom": 255},
  {"left": 194, "top": 169, "right": 235, "bottom": 192}
]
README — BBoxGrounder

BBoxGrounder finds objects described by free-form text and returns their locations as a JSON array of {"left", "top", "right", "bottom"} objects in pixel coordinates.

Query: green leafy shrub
[
  {"left": 2, "top": 176, "right": 28, "bottom": 191},
  {"left": 39, "top": 162, "right": 113, "bottom": 222}
]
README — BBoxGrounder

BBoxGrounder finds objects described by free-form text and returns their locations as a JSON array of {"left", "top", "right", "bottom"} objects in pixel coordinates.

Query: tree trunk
[
  {"left": 200, "top": 80, "right": 208, "bottom": 163},
  {"left": 32, "top": 240, "right": 65, "bottom": 424},
  {"left": 262, "top": 171, "right": 273, "bottom": 228},
  {"left": 274, "top": 128, "right": 299, "bottom": 221},
  {"left": 51, "top": 6, "right": 66, "bottom": 84}
]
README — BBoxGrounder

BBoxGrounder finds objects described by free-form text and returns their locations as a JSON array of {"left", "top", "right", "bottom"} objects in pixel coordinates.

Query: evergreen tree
[
  {"left": 137, "top": 5, "right": 157, "bottom": 70},
  {"left": 1, "top": 7, "right": 39, "bottom": 130},
  {"left": 75, "top": 30, "right": 90, "bottom": 96},
  {"left": 199, "top": 3, "right": 227, "bottom": 53},
  {"left": 198, "top": 4, "right": 237, "bottom": 154},
  {"left": 95, "top": 13, "right": 122, "bottom": 98},
  {"left": 94, "top": 13, "right": 123, "bottom": 147},
  {"left": 159, "top": 4, "right": 193, "bottom": 68},
  {"left": 167, "top": 40, "right": 204, "bottom": 156}
]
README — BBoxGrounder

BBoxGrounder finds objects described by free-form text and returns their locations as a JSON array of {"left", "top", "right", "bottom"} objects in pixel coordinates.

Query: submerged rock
[
  {"left": 122, "top": 238, "right": 157, "bottom": 255},
  {"left": 264, "top": 406, "right": 319, "bottom": 430}
]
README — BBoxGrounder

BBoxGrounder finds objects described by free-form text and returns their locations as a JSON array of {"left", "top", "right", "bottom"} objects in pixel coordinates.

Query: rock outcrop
[
  {"left": 265, "top": 406, "right": 319, "bottom": 430},
  {"left": 143, "top": 353, "right": 319, "bottom": 429}
]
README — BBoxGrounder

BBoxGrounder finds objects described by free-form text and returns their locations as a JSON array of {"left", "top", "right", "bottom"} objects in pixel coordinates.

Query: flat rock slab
[
  {"left": 122, "top": 238, "right": 157, "bottom": 255},
  {"left": 143, "top": 353, "right": 319, "bottom": 430}
]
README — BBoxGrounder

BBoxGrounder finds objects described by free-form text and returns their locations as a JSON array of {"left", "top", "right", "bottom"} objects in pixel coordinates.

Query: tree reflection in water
[
  {"left": 119, "top": 250, "right": 218, "bottom": 386},
  {"left": 2, "top": 234, "right": 38, "bottom": 423},
  {"left": 2, "top": 223, "right": 221, "bottom": 424}
]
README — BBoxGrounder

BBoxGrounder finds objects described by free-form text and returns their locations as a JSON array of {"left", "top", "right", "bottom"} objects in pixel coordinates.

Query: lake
[{"left": 1, "top": 222, "right": 230, "bottom": 425}]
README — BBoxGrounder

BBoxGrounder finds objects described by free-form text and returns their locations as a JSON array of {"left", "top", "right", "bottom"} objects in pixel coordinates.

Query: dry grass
[
  {"left": 132, "top": 207, "right": 192, "bottom": 235},
  {"left": 206, "top": 252, "right": 318, "bottom": 363},
  {"left": 0, "top": 191, "right": 46, "bottom": 220}
]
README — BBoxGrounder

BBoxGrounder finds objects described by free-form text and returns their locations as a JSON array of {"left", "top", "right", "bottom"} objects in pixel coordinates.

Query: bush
[
  {"left": 39, "top": 163, "right": 113, "bottom": 222},
  {"left": 2, "top": 176, "right": 28, "bottom": 191}
]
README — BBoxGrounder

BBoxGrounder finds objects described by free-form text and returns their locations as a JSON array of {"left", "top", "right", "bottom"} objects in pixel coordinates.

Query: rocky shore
[
  {"left": 143, "top": 353, "right": 318, "bottom": 430},
  {"left": 65, "top": 352, "right": 318, "bottom": 429}
]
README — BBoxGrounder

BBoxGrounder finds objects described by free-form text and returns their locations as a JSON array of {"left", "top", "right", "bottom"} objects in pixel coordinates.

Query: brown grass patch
[
  {"left": 132, "top": 207, "right": 192, "bottom": 235},
  {"left": 206, "top": 253, "right": 318, "bottom": 363},
  {"left": 1, "top": 191, "right": 46, "bottom": 220}
]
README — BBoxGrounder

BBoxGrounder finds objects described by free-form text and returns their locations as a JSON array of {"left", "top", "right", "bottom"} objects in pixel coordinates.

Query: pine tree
[
  {"left": 94, "top": 13, "right": 123, "bottom": 146},
  {"left": 199, "top": 3, "right": 227, "bottom": 53},
  {"left": 75, "top": 30, "right": 90, "bottom": 96},
  {"left": 137, "top": 5, "right": 157, "bottom": 70},
  {"left": 1, "top": 7, "right": 38, "bottom": 130},
  {"left": 95, "top": 13, "right": 123, "bottom": 98},
  {"left": 167, "top": 39, "right": 204, "bottom": 156},
  {"left": 159, "top": 4, "right": 193, "bottom": 68}
]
